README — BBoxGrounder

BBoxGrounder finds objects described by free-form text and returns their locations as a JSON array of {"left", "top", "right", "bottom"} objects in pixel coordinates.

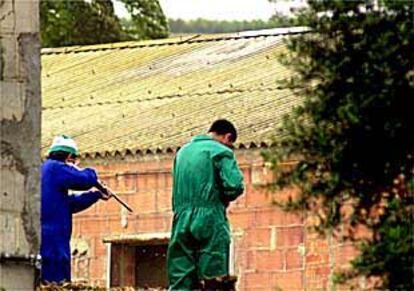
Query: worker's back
[{"left": 172, "top": 134, "right": 241, "bottom": 212}]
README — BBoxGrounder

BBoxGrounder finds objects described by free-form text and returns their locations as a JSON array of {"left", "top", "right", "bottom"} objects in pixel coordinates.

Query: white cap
[{"left": 48, "top": 135, "right": 79, "bottom": 155}]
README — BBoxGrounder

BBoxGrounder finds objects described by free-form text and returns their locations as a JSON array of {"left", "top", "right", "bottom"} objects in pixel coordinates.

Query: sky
[{"left": 113, "top": 0, "right": 306, "bottom": 21}]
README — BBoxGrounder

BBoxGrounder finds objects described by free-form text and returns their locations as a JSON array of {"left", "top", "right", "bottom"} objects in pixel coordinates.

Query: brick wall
[{"left": 72, "top": 149, "right": 358, "bottom": 290}]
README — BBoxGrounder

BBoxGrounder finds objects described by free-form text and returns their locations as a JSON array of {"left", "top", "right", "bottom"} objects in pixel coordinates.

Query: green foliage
[
  {"left": 168, "top": 15, "right": 301, "bottom": 34},
  {"left": 353, "top": 195, "right": 414, "bottom": 288},
  {"left": 40, "top": 0, "right": 168, "bottom": 47},
  {"left": 40, "top": 0, "right": 126, "bottom": 47},
  {"left": 264, "top": 0, "right": 414, "bottom": 289},
  {"left": 120, "top": 0, "right": 169, "bottom": 39}
]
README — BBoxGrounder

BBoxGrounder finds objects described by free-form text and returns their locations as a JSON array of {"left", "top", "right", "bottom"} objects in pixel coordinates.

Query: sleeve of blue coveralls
[
  {"left": 69, "top": 191, "right": 102, "bottom": 213},
  {"left": 216, "top": 151, "right": 244, "bottom": 202},
  {"left": 56, "top": 163, "right": 102, "bottom": 213},
  {"left": 57, "top": 163, "right": 99, "bottom": 190}
]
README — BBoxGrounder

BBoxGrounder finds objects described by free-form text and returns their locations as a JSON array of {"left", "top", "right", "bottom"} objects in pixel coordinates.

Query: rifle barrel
[
  {"left": 111, "top": 192, "right": 134, "bottom": 213},
  {"left": 96, "top": 181, "right": 134, "bottom": 213}
]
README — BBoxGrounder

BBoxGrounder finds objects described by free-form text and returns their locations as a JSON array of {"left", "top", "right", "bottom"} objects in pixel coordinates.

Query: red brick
[
  {"left": 251, "top": 165, "right": 274, "bottom": 186},
  {"left": 138, "top": 174, "right": 159, "bottom": 191},
  {"left": 138, "top": 160, "right": 166, "bottom": 171},
  {"left": 90, "top": 257, "right": 107, "bottom": 281},
  {"left": 99, "top": 218, "right": 114, "bottom": 236},
  {"left": 315, "top": 266, "right": 331, "bottom": 276},
  {"left": 255, "top": 207, "right": 303, "bottom": 227},
  {"left": 117, "top": 161, "right": 135, "bottom": 172},
  {"left": 315, "top": 239, "right": 329, "bottom": 249},
  {"left": 277, "top": 226, "right": 304, "bottom": 248},
  {"left": 123, "top": 174, "right": 138, "bottom": 192},
  {"left": 306, "top": 279, "right": 327, "bottom": 291},
  {"left": 165, "top": 173, "right": 173, "bottom": 189},
  {"left": 99, "top": 174, "right": 115, "bottom": 189},
  {"left": 271, "top": 271, "right": 303, "bottom": 291},
  {"left": 305, "top": 235, "right": 330, "bottom": 255},
  {"left": 243, "top": 250, "right": 256, "bottom": 271},
  {"left": 228, "top": 210, "right": 256, "bottom": 229},
  {"left": 335, "top": 243, "right": 358, "bottom": 266},
  {"left": 111, "top": 174, "right": 137, "bottom": 193},
  {"left": 245, "top": 185, "right": 274, "bottom": 207},
  {"left": 150, "top": 173, "right": 163, "bottom": 190},
  {"left": 96, "top": 196, "right": 123, "bottom": 215},
  {"left": 305, "top": 266, "right": 331, "bottom": 285},
  {"left": 305, "top": 230, "right": 324, "bottom": 241},
  {"left": 274, "top": 187, "right": 301, "bottom": 204},
  {"left": 136, "top": 174, "right": 148, "bottom": 190},
  {"left": 156, "top": 189, "right": 172, "bottom": 212},
  {"left": 129, "top": 190, "right": 156, "bottom": 213},
  {"left": 107, "top": 216, "right": 133, "bottom": 234},
  {"left": 77, "top": 218, "right": 103, "bottom": 235},
  {"left": 72, "top": 219, "right": 81, "bottom": 235},
  {"left": 135, "top": 213, "right": 171, "bottom": 233},
  {"left": 158, "top": 172, "right": 170, "bottom": 189},
  {"left": 245, "top": 228, "right": 271, "bottom": 248},
  {"left": 285, "top": 248, "right": 303, "bottom": 270},
  {"left": 229, "top": 190, "right": 247, "bottom": 208},
  {"left": 243, "top": 272, "right": 271, "bottom": 290},
  {"left": 306, "top": 253, "right": 330, "bottom": 265},
  {"left": 255, "top": 250, "right": 284, "bottom": 271},
  {"left": 94, "top": 241, "right": 107, "bottom": 257},
  {"left": 241, "top": 166, "right": 252, "bottom": 184}
]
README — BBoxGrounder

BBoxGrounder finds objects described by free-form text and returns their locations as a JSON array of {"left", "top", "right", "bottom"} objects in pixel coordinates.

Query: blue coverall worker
[
  {"left": 167, "top": 119, "right": 244, "bottom": 290},
  {"left": 40, "top": 135, "right": 110, "bottom": 283}
]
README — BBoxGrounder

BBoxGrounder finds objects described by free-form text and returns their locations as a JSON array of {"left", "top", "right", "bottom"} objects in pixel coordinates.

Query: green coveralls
[{"left": 167, "top": 134, "right": 244, "bottom": 290}]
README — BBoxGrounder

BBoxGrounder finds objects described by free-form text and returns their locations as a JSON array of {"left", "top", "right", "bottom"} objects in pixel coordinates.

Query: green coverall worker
[{"left": 167, "top": 134, "right": 244, "bottom": 290}]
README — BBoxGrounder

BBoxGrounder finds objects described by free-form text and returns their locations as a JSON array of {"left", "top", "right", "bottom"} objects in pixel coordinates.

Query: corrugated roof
[{"left": 41, "top": 29, "right": 304, "bottom": 157}]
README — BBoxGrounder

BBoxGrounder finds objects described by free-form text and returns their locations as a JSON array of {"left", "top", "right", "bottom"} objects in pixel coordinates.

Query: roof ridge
[
  {"left": 42, "top": 85, "right": 286, "bottom": 111},
  {"left": 41, "top": 27, "right": 310, "bottom": 56}
]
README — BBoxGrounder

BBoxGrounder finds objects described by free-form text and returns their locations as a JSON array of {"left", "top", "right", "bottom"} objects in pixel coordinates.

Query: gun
[{"left": 96, "top": 181, "right": 134, "bottom": 213}]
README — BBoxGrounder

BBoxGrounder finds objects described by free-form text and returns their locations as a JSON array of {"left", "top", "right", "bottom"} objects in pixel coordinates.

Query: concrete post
[{"left": 0, "top": 0, "right": 41, "bottom": 289}]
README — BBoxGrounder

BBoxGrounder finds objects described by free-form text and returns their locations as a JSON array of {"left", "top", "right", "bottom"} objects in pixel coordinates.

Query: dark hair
[
  {"left": 208, "top": 119, "right": 238, "bottom": 142},
  {"left": 48, "top": 150, "right": 75, "bottom": 162}
]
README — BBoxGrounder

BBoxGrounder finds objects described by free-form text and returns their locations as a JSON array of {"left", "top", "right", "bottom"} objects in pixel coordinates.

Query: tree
[
  {"left": 40, "top": 0, "right": 126, "bottom": 47},
  {"left": 264, "top": 1, "right": 413, "bottom": 289},
  {"left": 40, "top": 0, "right": 168, "bottom": 47},
  {"left": 167, "top": 17, "right": 301, "bottom": 35},
  {"left": 268, "top": 0, "right": 305, "bottom": 26},
  {"left": 269, "top": 12, "right": 302, "bottom": 27},
  {"left": 120, "top": 0, "right": 169, "bottom": 39}
]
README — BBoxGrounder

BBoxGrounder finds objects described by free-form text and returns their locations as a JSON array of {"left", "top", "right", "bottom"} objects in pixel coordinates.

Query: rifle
[{"left": 96, "top": 181, "right": 134, "bottom": 213}]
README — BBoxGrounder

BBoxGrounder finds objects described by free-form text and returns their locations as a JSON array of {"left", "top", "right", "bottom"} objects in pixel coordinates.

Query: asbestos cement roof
[{"left": 41, "top": 28, "right": 306, "bottom": 157}]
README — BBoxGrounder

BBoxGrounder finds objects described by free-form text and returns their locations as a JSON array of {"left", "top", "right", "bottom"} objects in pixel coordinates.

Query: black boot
[{"left": 200, "top": 275, "right": 237, "bottom": 291}]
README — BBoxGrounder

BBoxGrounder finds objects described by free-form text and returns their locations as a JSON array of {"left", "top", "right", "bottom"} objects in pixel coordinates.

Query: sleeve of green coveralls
[{"left": 216, "top": 151, "right": 244, "bottom": 202}]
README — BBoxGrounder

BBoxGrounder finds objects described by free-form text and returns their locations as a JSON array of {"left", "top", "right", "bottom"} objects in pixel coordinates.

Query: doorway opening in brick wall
[
  {"left": 104, "top": 233, "right": 170, "bottom": 289},
  {"left": 104, "top": 232, "right": 240, "bottom": 289}
]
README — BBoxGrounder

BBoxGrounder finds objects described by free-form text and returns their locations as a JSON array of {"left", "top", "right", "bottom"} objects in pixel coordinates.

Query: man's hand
[
  {"left": 97, "top": 181, "right": 113, "bottom": 201},
  {"left": 100, "top": 188, "right": 112, "bottom": 200}
]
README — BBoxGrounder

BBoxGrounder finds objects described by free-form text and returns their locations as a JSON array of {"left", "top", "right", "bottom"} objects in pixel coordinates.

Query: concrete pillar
[{"left": 0, "top": 0, "right": 41, "bottom": 289}]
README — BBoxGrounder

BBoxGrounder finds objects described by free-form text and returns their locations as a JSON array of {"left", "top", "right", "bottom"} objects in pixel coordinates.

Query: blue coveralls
[{"left": 40, "top": 159, "right": 101, "bottom": 283}]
